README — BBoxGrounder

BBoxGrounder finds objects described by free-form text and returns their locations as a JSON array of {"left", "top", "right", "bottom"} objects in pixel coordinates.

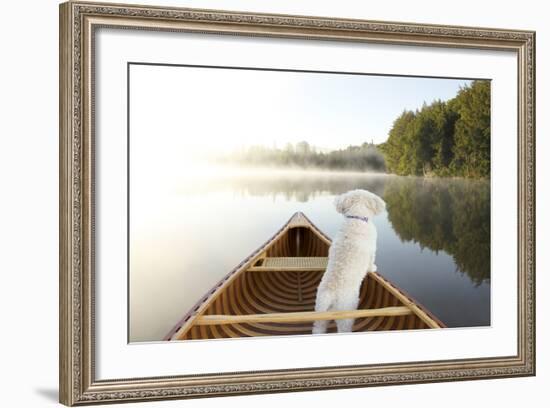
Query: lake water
[{"left": 129, "top": 168, "right": 490, "bottom": 342}]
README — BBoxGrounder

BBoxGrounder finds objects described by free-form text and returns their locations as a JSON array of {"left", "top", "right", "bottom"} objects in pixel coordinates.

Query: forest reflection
[
  {"left": 182, "top": 170, "right": 387, "bottom": 202},
  {"left": 384, "top": 177, "right": 490, "bottom": 286}
]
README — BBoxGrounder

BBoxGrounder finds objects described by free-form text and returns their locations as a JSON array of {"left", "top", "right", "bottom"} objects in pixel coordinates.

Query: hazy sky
[{"left": 130, "top": 64, "right": 471, "bottom": 157}]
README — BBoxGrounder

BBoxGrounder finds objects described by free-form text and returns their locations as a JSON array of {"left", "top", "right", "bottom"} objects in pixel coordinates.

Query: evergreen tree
[
  {"left": 450, "top": 80, "right": 491, "bottom": 177},
  {"left": 380, "top": 80, "right": 490, "bottom": 178}
]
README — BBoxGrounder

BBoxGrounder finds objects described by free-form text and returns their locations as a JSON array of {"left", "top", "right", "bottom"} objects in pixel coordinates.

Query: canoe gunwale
[{"left": 370, "top": 272, "right": 446, "bottom": 329}]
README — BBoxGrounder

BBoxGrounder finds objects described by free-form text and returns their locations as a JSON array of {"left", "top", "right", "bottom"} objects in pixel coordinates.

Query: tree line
[
  {"left": 221, "top": 141, "right": 386, "bottom": 172},
  {"left": 219, "top": 80, "right": 489, "bottom": 178},
  {"left": 379, "top": 80, "right": 490, "bottom": 178}
]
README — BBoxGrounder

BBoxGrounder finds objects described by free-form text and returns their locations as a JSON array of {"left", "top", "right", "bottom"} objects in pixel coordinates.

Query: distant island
[
  {"left": 219, "top": 141, "right": 386, "bottom": 172},
  {"left": 219, "top": 80, "right": 490, "bottom": 179}
]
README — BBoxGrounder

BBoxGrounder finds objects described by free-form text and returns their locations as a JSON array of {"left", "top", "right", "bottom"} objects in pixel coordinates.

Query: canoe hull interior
[
  {"left": 265, "top": 226, "right": 329, "bottom": 258},
  {"left": 168, "top": 212, "right": 444, "bottom": 341},
  {"left": 182, "top": 272, "right": 435, "bottom": 340}
]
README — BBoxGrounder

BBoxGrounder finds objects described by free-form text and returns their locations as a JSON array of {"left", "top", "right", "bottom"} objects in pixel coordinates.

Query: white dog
[{"left": 312, "top": 189, "right": 386, "bottom": 334}]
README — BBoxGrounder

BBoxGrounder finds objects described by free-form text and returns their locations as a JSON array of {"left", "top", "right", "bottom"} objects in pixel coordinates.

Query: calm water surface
[{"left": 130, "top": 169, "right": 490, "bottom": 342}]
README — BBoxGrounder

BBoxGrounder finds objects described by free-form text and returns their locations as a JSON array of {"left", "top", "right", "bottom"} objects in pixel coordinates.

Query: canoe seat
[{"left": 248, "top": 257, "right": 328, "bottom": 272}]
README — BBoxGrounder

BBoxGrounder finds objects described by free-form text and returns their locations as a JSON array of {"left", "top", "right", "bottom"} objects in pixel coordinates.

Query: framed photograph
[{"left": 59, "top": 1, "right": 535, "bottom": 405}]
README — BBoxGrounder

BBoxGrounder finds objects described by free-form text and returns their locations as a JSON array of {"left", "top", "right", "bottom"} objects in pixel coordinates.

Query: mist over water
[{"left": 129, "top": 168, "right": 490, "bottom": 342}]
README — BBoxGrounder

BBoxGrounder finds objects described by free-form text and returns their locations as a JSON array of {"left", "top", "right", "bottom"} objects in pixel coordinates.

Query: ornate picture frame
[{"left": 59, "top": 1, "right": 535, "bottom": 405}]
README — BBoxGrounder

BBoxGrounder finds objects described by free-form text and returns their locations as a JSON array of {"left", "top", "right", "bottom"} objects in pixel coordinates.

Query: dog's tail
[{"left": 312, "top": 293, "right": 333, "bottom": 335}]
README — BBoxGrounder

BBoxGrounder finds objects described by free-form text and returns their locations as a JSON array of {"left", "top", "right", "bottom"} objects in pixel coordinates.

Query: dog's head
[{"left": 334, "top": 189, "right": 386, "bottom": 217}]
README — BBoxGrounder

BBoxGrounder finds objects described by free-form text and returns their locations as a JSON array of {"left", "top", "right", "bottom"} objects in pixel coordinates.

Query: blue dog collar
[{"left": 345, "top": 215, "right": 369, "bottom": 223}]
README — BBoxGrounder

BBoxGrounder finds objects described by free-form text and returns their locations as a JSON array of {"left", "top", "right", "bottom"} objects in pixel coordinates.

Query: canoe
[{"left": 165, "top": 212, "right": 445, "bottom": 341}]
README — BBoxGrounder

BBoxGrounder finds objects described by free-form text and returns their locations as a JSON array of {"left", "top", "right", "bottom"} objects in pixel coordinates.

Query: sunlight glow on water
[{"left": 129, "top": 169, "right": 490, "bottom": 342}]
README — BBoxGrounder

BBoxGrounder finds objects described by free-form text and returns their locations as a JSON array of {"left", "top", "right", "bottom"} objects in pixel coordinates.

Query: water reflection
[
  {"left": 177, "top": 169, "right": 387, "bottom": 201},
  {"left": 188, "top": 170, "right": 490, "bottom": 286},
  {"left": 384, "top": 177, "right": 490, "bottom": 286},
  {"left": 131, "top": 169, "right": 491, "bottom": 341}
]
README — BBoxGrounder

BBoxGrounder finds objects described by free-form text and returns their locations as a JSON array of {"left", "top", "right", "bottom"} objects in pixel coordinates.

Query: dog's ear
[
  {"left": 334, "top": 193, "right": 351, "bottom": 214},
  {"left": 368, "top": 194, "right": 386, "bottom": 215}
]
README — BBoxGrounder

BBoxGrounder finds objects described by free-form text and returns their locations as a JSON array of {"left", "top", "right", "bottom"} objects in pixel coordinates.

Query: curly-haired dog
[{"left": 312, "top": 189, "right": 386, "bottom": 334}]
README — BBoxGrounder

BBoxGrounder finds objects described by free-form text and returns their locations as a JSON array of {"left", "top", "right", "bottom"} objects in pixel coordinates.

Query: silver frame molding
[{"left": 59, "top": 1, "right": 536, "bottom": 405}]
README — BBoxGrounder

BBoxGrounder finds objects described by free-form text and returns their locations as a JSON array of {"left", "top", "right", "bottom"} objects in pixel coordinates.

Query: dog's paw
[
  {"left": 312, "top": 322, "right": 327, "bottom": 335},
  {"left": 369, "top": 263, "right": 378, "bottom": 272}
]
